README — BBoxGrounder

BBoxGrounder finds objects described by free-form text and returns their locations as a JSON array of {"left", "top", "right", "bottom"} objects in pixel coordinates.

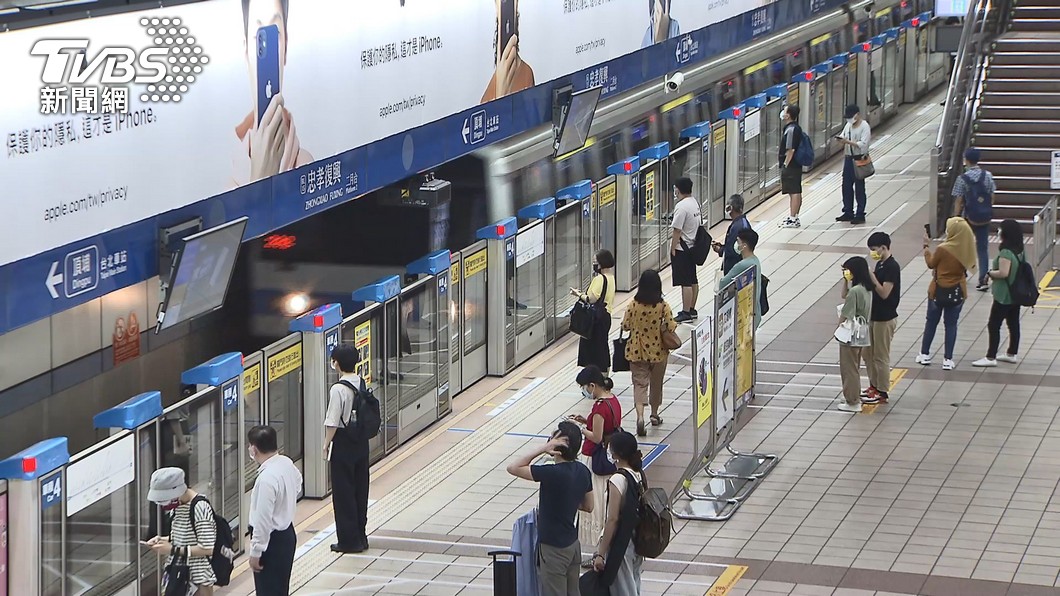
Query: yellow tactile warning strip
[
  {"left": 706, "top": 564, "right": 748, "bottom": 595},
  {"left": 1037, "top": 270, "right": 1059, "bottom": 308}
]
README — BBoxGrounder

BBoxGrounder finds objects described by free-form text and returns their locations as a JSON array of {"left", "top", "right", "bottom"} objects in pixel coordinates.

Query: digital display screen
[
  {"left": 935, "top": 0, "right": 969, "bottom": 17},
  {"left": 157, "top": 217, "right": 247, "bottom": 331},
  {"left": 555, "top": 86, "right": 603, "bottom": 157}
]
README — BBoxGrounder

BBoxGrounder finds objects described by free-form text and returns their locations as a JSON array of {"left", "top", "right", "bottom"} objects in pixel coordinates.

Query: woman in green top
[
  {"left": 973, "top": 219, "right": 1024, "bottom": 367},
  {"left": 838, "top": 257, "right": 874, "bottom": 413}
]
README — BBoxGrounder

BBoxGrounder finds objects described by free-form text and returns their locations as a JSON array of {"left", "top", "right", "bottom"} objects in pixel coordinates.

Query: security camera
[
  {"left": 664, "top": 72, "right": 685, "bottom": 93},
  {"left": 864, "top": 2, "right": 875, "bottom": 14}
]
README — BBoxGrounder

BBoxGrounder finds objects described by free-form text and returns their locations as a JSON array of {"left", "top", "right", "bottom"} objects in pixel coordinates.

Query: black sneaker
[
  {"left": 976, "top": 282, "right": 989, "bottom": 292},
  {"left": 689, "top": 309, "right": 699, "bottom": 320},
  {"left": 836, "top": 213, "right": 854, "bottom": 222},
  {"left": 851, "top": 217, "right": 866, "bottom": 225},
  {"left": 674, "top": 311, "right": 693, "bottom": 323}
]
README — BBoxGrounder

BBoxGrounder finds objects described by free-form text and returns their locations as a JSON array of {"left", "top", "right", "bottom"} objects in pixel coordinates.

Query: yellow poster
[
  {"left": 712, "top": 125, "right": 726, "bottom": 147},
  {"left": 598, "top": 180, "right": 616, "bottom": 207},
  {"left": 450, "top": 260, "right": 460, "bottom": 286},
  {"left": 267, "top": 344, "right": 302, "bottom": 382},
  {"left": 694, "top": 318, "right": 714, "bottom": 429},
  {"left": 788, "top": 84, "right": 799, "bottom": 107},
  {"left": 242, "top": 363, "right": 261, "bottom": 395},
  {"left": 735, "top": 283, "right": 755, "bottom": 400},
  {"left": 644, "top": 171, "right": 656, "bottom": 221},
  {"left": 464, "top": 249, "right": 488, "bottom": 277},
  {"left": 354, "top": 321, "right": 372, "bottom": 383}
]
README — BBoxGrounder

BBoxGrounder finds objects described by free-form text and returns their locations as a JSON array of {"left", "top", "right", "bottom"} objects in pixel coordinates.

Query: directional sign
[
  {"left": 1051, "top": 150, "right": 1060, "bottom": 190},
  {"left": 462, "top": 110, "right": 488, "bottom": 145},
  {"left": 62, "top": 246, "right": 99, "bottom": 299},
  {"left": 41, "top": 471, "right": 63, "bottom": 511},
  {"left": 324, "top": 327, "right": 340, "bottom": 358},
  {"left": 675, "top": 34, "right": 699, "bottom": 65},
  {"left": 221, "top": 378, "right": 239, "bottom": 412}
]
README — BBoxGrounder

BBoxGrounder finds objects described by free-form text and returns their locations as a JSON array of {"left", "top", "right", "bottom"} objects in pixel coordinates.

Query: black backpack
[
  {"left": 682, "top": 225, "right": 713, "bottom": 266},
  {"left": 617, "top": 469, "right": 673, "bottom": 559},
  {"left": 759, "top": 274, "right": 770, "bottom": 316},
  {"left": 336, "top": 379, "right": 382, "bottom": 440},
  {"left": 1008, "top": 253, "right": 1039, "bottom": 307},
  {"left": 189, "top": 495, "right": 234, "bottom": 586}
]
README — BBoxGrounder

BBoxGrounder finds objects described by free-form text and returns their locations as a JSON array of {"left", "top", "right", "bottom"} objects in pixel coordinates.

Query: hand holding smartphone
[
  {"left": 256, "top": 24, "right": 281, "bottom": 126},
  {"left": 499, "top": 0, "right": 516, "bottom": 59}
]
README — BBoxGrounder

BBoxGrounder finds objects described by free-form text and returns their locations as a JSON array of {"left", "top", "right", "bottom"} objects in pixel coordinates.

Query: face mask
[
  {"left": 330, "top": 361, "right": 337, "bottom": 371},
  {"left": 160, "top": 499, "right": 181, "bottom": 512},
  {"left": 734, "top": 241, "right": 742, "bottom": 253},
  {"left": 592, "top": 263, "right": 601, "bottom": 273},
  {"left": 869, "top": 250, "right": 882, "bottom": 261},
  {"left": 248, "top": 445, "right": 257, "bottom": 462},
  {"left": 843, "top": 270, "right": 853, "bottom": 282},
  {"left": 581, "top": 386, "right": 594, "bottom": 400}
]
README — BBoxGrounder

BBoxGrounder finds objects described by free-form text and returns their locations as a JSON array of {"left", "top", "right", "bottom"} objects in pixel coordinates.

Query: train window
[
  {"left": 855, "top": 19, "right": 872, "bottom": 43},
  {"left": 630, "top": 117, "right": 653, "bottom": 155},
  {"left": 695, "top": 90, "right": 715, "bottom": 124},
  {"left": 719, "top": 79, "right": 737, "bottom": 110},
  {"left": 787, "top": 51, "right": 806, "bottom": 82},
  {"left": 744, "top": 62, "right": 771, "bottom": 96},
  {"left": 770, "top": 57, "right": 788, "bottom": 87},
  {"left": 662, "top": 97, "right": 698, "bottom": 147},
  {"left": 597, "top": 133, "right": 622, "bottom": 171},
  {"left": 810, "top": 34, "right": 833, "bottom": 65}
]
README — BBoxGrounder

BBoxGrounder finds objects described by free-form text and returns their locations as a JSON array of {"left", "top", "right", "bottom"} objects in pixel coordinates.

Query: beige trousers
[
  {"left": 630, "top": 359, "right": 667, "bottom": 409},
  {"left": 839, "top": 344, "right": 865, "bottom": 405},
  {"left": 866, "top": 319, "right": 897, "bottom": 392}
]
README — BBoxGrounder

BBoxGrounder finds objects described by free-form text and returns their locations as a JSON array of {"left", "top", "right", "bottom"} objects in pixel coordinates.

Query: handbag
[
  {"left": 854, "top": 154, "right": 875, "bottom": 180},
  {"left": 162, "top": 550, "right": 192, "bottom": 596},
  {"left": 570, "top": 275, "right": 609, "bottom": 340},
  {"left": 612, "top": 332, "right": 630, "bottom": 372},
  {"left": 933, "top": 268, "right": 964, "bottom": 309},
  {"left": 590, "top": 399, "right": 621, "bottom": 476},
  {"left": 834, "top": 315, "right": 870, "bottom": 347},
  {"left": 660, "top": 309, "right": 682, "bottom": 351},
  {"left": 579, "top": 569, "right": 609, "bottom": 596}
]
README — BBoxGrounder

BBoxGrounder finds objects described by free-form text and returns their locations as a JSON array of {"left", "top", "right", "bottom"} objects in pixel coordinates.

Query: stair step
[
  {"left": 976, "top": 148, "right": 1057, "bottom": 162},
  {"left": 1012, "top": 7, "right": 1060, "bottom": 20},
  {"left": 983, "top": 78, "right": 1060, "bottom": 92},
  {"left": 990, "top": 52, "right": 1060, "bottom": 66},
  {"left": 978, "top": 163, "right": 1052, "bottom": 177},
  {"left": 980, "top": 91, "right": 1060, "bottom": 107},
  {"left": 987, "top": 64, "right": 1060, "bottom": 75},
  {"left": 1010, "top": 19, "right": 1060, "bottom": 32},
  {"left": 990, "top": 175, "right": 1055, "bottom": 189},
  {"left": 978, "top": 106, "right": 1060, "bottom": 118},
  {"left": 972, "top": 133, "right": 1060, "bottom": 148}
]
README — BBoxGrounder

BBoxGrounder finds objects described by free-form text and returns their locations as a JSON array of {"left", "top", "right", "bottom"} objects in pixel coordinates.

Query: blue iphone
[{"left": 256, "top": 24, "right": 281, "bottom": 125}]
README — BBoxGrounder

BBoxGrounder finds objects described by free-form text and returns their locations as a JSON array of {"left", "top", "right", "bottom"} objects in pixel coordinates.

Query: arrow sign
[
  {"left": 46, "top": 261, "right": 63, "bottom": 299},
  {"left": 462, "top": 118, "right": 471, "bottom": 144}
]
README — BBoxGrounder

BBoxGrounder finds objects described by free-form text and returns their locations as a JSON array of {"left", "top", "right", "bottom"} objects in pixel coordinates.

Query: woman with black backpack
[
  {"left": 587, "top": 431, "right": 644, "bottom": 596},
  {"left": 571, "top": 249, "right": 616, "bottom": 374},
  {"left": 973, "top": 219, "right": 1026, "bottom": 368}
]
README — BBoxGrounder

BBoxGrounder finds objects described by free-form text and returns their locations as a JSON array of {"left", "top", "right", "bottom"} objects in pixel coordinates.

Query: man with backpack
[
  {"left": 670, "top": 176, "right": 706, "bottom": 322},
  {"left": 247, "top": 425, "right": 302, "bottom": 596},
  {"left": 719, "top": 229, "right": 764, "bottom": 330},
  {"left": 324, "top": 344, "right": 381, "bottom": 554},
  {"left": 952, "top": 147, "right": 996, "bottom": 292},
  {"left": 779, "top": 105, "right": 812, "bottom": 229}
]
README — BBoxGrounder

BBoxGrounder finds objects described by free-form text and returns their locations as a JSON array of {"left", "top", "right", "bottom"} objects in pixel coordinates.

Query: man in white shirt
[
  {"left": 247, "top": 425, "right": 302, "bottom": 596},
  {"left": 324, "top": 345, "right": 372, "bottom": 553},
  {"left": 670, "top": 176, "right": 703, "bottom": 322},
  {"left": 836, "top": 104, "right": 872, "bottom": 225}
]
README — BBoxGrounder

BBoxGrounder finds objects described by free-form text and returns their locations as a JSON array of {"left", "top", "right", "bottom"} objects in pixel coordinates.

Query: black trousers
[
  {"left": 987, "top": 301, "right": 1021, "bottom": 359},
  {"left": 253, "top": 525, "right": 296, "bottom": 596},
  {"left": 331, "top": 444, "right": 370, "bottom": 548}
]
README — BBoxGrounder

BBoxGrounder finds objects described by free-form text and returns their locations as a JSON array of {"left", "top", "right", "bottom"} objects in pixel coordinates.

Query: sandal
[
  {"left": 636, "top": 420, "right": 647, "bottom": 437},
  {"left": 650, "top": 414, "right": 663, "bottom": 426}
]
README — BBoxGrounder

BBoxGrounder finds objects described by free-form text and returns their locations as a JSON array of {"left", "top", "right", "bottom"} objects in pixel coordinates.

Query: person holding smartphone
[
  {"left": 641, "top": 0, "right": 680, "bottom": 48},
  {"left": 571, "top": 249, "right": 616, "bottom": 374},
  {"left": 482, "top": 0, "right": 536, "bottom": 103},
  {"left": 233, "top": 0, "right": 314, "bottom": 186},
  {"left": 835, "top": 105, "right": 872, "bottom": 225}
]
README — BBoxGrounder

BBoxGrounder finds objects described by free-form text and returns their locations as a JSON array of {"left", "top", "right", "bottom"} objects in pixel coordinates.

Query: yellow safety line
[
  {"left": 889, "top": 367, "right": 907, "bottom": 392},
  {"left": 706, "top": 565, "right": 748, "bottom": 595}
]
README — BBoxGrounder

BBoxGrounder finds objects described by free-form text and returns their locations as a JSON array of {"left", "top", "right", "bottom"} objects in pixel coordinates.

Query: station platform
[{"left": 224, "top": 90, "right": 1060, "bottom": 595}]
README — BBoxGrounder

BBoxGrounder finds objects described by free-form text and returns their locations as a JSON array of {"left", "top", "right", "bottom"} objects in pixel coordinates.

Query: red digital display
[{"left": 263, "top": 234, "right": 297, "bottom": 250}]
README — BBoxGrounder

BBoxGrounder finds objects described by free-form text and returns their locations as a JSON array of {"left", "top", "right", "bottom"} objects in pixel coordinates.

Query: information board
[
  {"left": 694, "top": 317, "right": 714, "bottom": 429},
  {"left": 715, "top": 283, "right": 737, "bottom": 436},
  {"left": 66, "top": 434, "right": 136, "bottom": 517},
  {"left": 735, "top": 267, "right": 757, "bottom": 408},
  {"left": 1051, "top": 150, "right": 1060, "bottom": 190}
]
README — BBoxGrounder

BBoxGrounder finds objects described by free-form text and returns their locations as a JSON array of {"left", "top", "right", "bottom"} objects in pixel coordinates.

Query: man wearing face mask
[
  {"left": 862, "top": 232, "right": 900, "bottom": 405},
  {"left": 246, "top": 425, "right": 302, "bottom": 595},
  {"left": 712, "top": 194, "right": 752, "bottom": 275},
  {"left": 324, "top": 344, "right": 372, "bottom": 553},
  {"left": 836, "top": 104, "right": 872, "bottom": 225},
  {"left": 719, "top": 229, "right": 763, "bottom": 330},
  {"left": 779, "top": 105, "right": 805, "bottom": 229}
]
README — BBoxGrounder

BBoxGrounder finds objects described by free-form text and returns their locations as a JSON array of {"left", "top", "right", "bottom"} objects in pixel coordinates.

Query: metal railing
[{"left": 930, "top": 0, "right": 1008, "bottom": 232}]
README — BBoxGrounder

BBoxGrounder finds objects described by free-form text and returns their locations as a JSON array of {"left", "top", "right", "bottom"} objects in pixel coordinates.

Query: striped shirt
[{"left": 166, "top": 497, "right": 216, "bottom": 587}]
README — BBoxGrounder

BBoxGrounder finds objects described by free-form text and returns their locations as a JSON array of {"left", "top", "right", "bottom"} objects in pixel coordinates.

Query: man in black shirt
[
  {"left": 778, "top": 105, "right": 804, "bottom": 229},
  {"left": 711, "top": 194, "right": 752, "bottom": 274},
  {"left": 864, "top": 232, "right": 901, "bottom": 404},
  {"left": 507, "top": 421, "right": 593, "bottom": 596}
]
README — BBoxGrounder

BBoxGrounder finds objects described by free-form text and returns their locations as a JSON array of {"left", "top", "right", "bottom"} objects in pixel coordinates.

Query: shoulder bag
[
  {"left": 162, "top": 548, "right": 192, "bottom": 596},
  {"left": 933, "top": 266, "right": 964, "bottom": 308},
  {"left": 854, "top": 154, "right": 875, "bottom": 180},
  {"left": 612, "top": 331, "right": 630, "bottom": 372},
  {"left": 660, "top": 307, "right": 682, "bottom": 351}
]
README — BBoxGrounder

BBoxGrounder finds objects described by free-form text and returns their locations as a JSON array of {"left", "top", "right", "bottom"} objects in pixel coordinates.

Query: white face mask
[{"left": 581, "top": 386, "right": 594, "bottom": 400}]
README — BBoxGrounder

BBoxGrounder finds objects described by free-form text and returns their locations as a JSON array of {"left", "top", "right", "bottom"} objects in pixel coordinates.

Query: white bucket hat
[{"left": 147, "top": 467, "right": 187, "bottom": 503}]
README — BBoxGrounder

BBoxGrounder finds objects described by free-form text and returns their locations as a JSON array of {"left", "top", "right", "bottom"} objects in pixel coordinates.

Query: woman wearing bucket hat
[
  {"left": 835, "top": 104, "right": 872, "bottom": 225},
  {"left": 144, "top": 467, "right": 217, "bottom": 594}
]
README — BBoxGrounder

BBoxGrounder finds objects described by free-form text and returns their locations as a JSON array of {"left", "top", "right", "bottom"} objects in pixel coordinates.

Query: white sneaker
[
  {"left": 915, "top": 353, "right": 932, "bottom": 366},
  {"left": 997, "top": 354, "right": 1019, "bottom": 363},
  {"left": 779, "top": 217, "right": 798, "bottom": 229},
  {"left": 942, "top": 359, "right": 956, "bottom": 370},
  {"left": 791, "top": 216, "right": 801, "bottom": 228},
  {"left": 838, "top": 402, "right": 863, "bottom": 413},
  {"left": 972, "top": 357, "right": 998, "bottom": 367}
]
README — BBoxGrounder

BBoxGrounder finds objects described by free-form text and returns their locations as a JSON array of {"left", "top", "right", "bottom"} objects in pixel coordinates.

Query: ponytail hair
[
  {"left": 608, "top": 430, "right": 643, "bottom": 472},
  {"left": 576, "top": 366, "right": 614, "bottom": 391}
]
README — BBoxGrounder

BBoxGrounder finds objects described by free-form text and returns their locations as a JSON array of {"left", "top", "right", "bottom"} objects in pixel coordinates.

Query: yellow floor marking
[
  {"left": 862, "top": 404, "right": 879, "bottom": 414},
  {"left": 1038, "top": 271, "right": 1060, "bottom": 304},
  {"left": 706, "top": 565, "right": 748, "bottom": 595},
  {"left": 1039, "top": 270, "right": 1056, "bottom": 292},
  {"left": 889, "top": 367, "right": 908, "bottom": 392}
]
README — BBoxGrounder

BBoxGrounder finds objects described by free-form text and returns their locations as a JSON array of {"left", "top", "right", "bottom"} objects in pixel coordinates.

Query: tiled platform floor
[{"left": 222, "top": 90, "right": 1060, "bottom": 595}]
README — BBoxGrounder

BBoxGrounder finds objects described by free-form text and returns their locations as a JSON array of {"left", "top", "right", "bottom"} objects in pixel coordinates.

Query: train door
[
  {"left": 761, "top": 89, "right": 786, "bottom": 198},
  {"left": 595, "top": 175, "right": 618, "bottom": 257},
  {"left": 634, "top": 146, "right": 668, "bottom": 276},
  {"left": 827, "top": 57, "right": 848, "bottom": 157},
  {"left": 882, "top": 30, "right": 901, "bottom": 115}
]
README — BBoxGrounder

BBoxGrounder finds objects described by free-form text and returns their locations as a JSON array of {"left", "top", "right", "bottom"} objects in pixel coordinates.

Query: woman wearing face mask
[
  {"left": 621, "top": 269, "right": 677, "bottom": 436},
  {"left": 918, "top": 217, "right": 977, "bottom": 371},
  {"left": 571, "top": 249, "right": 617, "bottom": 374},
  {"left": 590, "top": 430, "right": 645, "bottom": 596},
  {"left": 568, "top": 365, "right": 621, "bottom": 553},
  {"left": 835, "top": 105, "right": 872, "bottom": 225},
  {"left": 144, "top": 467, "right": 217, "bottom": 595},
  {"left": 973, "top": 219, "right": 1026, "bottom": 367},
  {"left": 837, "top": 257, "right": 875, "bottom": 413}
]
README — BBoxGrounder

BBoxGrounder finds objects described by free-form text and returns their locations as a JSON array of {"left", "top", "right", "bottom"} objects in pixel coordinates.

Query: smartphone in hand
[
  {"left": 256, "top": 24, "right": 281, "bottom": 125},
  {"left": 499, "top": 0, "right": 517, "bottom": 57}
]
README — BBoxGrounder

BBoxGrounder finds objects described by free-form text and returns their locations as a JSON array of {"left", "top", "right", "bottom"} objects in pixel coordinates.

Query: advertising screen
[
  {"left": 935, "top": 0, "right": 971, "bottom": 17},
  {"left": 157, "top": 217, "right": 247, "bottom": 331},
  {"left": 555, "top": 86, "right": 603, "bottom": 157}
]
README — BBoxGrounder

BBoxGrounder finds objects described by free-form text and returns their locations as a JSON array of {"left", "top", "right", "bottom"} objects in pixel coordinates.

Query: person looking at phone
[
  {"left": 233, "top": 0, "right": 313, "bottom": 186},
  {"left": 713, "top": 194, "right": 752, "bottom": 275},
  {"left": 835, "top": 105, "right": 871, "bottom": 225},
  {"left": 571, "top": 249, "right": 617, "bottom": 374},
  {"left": 641, "top": 0, "right": 680, "bottom": 48},
  {"left": 143, "top": 468, "right": 217, "bottom": 595},
  {"left": 482, "top": 0, "right": 535, "bottom": 103}
]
